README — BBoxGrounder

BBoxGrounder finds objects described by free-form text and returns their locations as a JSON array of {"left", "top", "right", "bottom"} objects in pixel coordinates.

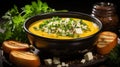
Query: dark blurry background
[{"left": 0, "top": 0, "right": 120, "bottom": 17}]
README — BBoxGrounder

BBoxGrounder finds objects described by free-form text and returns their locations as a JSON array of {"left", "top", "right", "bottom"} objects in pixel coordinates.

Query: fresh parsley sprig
[
  {"left": 108, "top": 44, "right": 120, "bottom": 67},
  {"left": 0, "top": 0, "right": 56, "bottom": 43}
]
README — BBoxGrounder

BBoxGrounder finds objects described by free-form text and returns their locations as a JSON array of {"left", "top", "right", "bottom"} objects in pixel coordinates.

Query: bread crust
[
  {"left": 2, "top": 40, "right": 29, "bottom": 54},
  {"left": 9, "top": 50, "right": 40, "bottom": 67},
  {"left": 96, "top": 31, "right": 118, "bottom": 55}
]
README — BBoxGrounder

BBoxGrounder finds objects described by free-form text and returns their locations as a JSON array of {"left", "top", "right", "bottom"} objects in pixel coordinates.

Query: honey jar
[{"left": 91, "top": 2, "right": 119, "bottom": 33}]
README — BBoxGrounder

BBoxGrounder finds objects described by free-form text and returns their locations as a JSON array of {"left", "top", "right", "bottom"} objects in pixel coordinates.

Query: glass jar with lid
[{"left": 91, "top": 2, "right": 119, "bottom": 33}]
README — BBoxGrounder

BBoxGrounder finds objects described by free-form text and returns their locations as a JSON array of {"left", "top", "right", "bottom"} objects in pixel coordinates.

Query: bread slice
[
  {"left": 96, "top": 31, "right": 118, "bottom": 55},
  {"left": 2, "top": 40, "right": 29, "bottom": 54},
  {"left": 9, "top": 50, "right": 40, "bottom": 67}
]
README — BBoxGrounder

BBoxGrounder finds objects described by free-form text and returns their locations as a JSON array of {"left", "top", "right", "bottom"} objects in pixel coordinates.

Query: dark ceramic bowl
[{"left": 23, "top": 12, "right": 102, "bottom": 56}]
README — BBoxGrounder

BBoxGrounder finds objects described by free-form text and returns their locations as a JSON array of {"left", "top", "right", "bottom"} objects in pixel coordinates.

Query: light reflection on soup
[{"left": 28, "top": 17, "right": 99, "bottom": 39}]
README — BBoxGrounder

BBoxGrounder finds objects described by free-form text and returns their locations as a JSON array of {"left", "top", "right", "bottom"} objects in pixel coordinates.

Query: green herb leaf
[{"left": 0, "top": 0, "right": 56, "bottom": 43}]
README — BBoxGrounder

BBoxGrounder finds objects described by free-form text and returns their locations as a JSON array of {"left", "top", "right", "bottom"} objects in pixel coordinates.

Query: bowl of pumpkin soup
[{"left": 23, "top": 12, "right": 102, "bottom": 56}]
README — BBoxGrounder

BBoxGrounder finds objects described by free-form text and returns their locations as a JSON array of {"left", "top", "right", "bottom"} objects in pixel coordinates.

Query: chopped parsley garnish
[{"left": 34, "top": 17, "right": 90, "bottom": 38}]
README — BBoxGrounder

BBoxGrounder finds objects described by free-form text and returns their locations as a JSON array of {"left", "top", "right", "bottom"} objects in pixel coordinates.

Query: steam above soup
[{"left": 28, "top": 17, "right": 99, "bottom": 39}]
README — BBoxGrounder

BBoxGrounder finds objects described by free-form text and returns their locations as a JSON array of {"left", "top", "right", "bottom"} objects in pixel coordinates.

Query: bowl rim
[{"left": 23, "top": 11, "right": 102, "bottom": 41}]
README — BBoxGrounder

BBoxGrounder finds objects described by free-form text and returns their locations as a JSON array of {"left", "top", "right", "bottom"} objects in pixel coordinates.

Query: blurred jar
[{"left": 91, "top": 2, "right": 119, "bottom": 33}]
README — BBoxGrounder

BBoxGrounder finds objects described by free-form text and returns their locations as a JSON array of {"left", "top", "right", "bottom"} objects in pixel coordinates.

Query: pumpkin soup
[{"left": 28, "top": 17, "right": 99, "bottom": 39}]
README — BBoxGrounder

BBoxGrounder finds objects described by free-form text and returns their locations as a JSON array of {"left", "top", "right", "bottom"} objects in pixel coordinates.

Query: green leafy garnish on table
[
  {"left": 0, "top": 0, "right": 56, "bottom": 43},
  {"left": 108, "top": 44, "right": 120, "bottom": 67}
]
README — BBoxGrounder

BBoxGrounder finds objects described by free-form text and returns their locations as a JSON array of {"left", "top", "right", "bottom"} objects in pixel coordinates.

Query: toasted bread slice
[
  {"left": 96, "top": 31, "right": 118, "bottom": 55},
  {"left": 9, "top": 50, "right": 40, "bottom": 67},
  {"left": 2, "top": 40, "right": 29, "bottom": 54}
]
